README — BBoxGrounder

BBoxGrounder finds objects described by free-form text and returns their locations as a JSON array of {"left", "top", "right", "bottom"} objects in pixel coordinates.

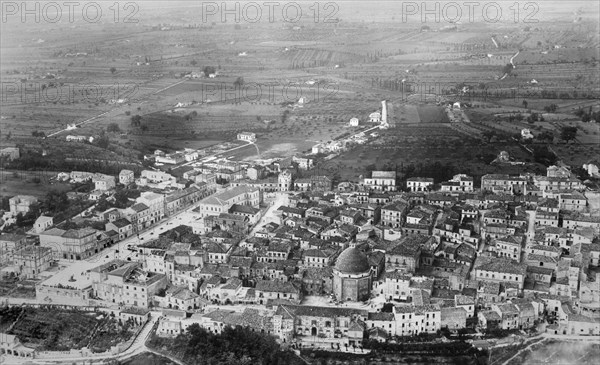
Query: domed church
[{"left": 332, "top": 247, "right": 372, "bottom": 302}]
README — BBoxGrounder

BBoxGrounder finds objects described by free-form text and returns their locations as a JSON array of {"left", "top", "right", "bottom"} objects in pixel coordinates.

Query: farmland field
[
  {"left": 327, "top": 133, "right": 545, "bottom": 183},
  {"left": 417, "top": 106, "right": 450, "bottom": 124},
  {"left": 0, "top": 1, "right": 597, "bottom": 182}
]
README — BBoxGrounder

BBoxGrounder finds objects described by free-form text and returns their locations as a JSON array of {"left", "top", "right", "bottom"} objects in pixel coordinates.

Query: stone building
[{"left": 332, "top": 247, "right": 372, "bottom": 302}]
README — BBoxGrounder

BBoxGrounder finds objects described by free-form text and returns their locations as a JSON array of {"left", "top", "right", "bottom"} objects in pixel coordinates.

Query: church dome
[{"left": 334, "top": 247, "right": 370, "bottom": 274}]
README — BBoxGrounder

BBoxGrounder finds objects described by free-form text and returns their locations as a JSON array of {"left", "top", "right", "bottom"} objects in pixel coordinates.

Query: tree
[
  {"left": 234, "top": 77, "right": 244, "bottom": 87},
  {"left": 95, "top": 135, "right": 110, "bottom": 148},
  {"left": 522, "top": 100, "right": 528, "bottom": 109},
  {"left": 107, "top": 123, "right": 121, "bottom": 133},
  {"left": 44, "top": 190, "right": 69, "bottom": 214},
  {"left": 130, "top": 115, "right": 142, "bottom": 127},
  {"left": 94, "top": 196, "right": 110, "bottom": 212},
  {"left": 32, "top": 130, "right": 46, "bottom": 138},
  {"left": 560, "top": 126, "right": 577, "bottom": 142},
  {"left": 536, "top": 130, "right": 554, "bottom": 143},
  {"left": 281, "top": 109, "right": 290, "bottom": 123},
  {"left": 203, "top": 66, "right": 216, "bottom": 75},
  {"left": 109, "top": 67, "right": 116, "bottom": 74},
  {"left": 190, "top": 60, "right": 198, "bottom": 66},
  {"left": 533, "top": 145, "right": 557, "bottom": 165},
  {"left": 544, "top": 104, "right": 558, "bottom": 113},
  {"left": 481, "top": 130, "right": 497, "bottom": 143}
]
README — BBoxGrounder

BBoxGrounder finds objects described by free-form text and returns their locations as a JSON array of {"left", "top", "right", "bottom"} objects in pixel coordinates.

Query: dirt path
[
  {"left": 499, "top": 337, "right": 546, "bottom": 365},
  {"left": 144, "top": 348, "right": 188, "bottom": 365}
]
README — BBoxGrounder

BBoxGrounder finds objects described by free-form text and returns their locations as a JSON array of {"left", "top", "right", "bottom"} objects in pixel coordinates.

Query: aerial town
[{"left": 0, "top": 1, "right": 599, "bottom": 365}]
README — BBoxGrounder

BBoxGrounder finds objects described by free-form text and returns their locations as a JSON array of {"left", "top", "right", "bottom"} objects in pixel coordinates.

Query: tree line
[{"left": 147, "top": 324, "right": 302, "bottom": 365}]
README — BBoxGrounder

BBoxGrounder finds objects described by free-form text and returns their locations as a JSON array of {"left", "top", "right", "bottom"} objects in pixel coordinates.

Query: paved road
[
  {"left": 36, "top": 198, "right": 210, "bottom": 301},
  {"left": 249, "top": 192, "right": 288, "bottom": 236}
]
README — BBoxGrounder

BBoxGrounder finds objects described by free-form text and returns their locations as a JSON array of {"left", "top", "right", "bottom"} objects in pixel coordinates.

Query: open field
[
  {"left": 0, "top": 170, "right": 71, "bottom": 199},
  {"left": 0, "top": 1, "right": 597, "bottom": 178},
  {"left": 325, "top": 132, "right": 546, "bottom": 183},
  {"left": 417, "top": 106, "right": 450, "bottom": 124}
]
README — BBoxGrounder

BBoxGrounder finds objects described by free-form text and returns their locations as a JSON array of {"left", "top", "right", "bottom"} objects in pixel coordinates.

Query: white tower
[{"left": 381, "top": 100, "right": 387, "bottom": 123}]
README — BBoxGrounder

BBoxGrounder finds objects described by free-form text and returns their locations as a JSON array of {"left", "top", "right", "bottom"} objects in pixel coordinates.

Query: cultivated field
[
  {"left": 0, "top": 170, "right": 70, "bottom": 199},
  {"left": 0, "top": 1, "right": 598, "bottom": 179}
]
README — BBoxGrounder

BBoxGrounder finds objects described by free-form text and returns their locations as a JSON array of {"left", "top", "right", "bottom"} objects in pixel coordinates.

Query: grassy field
[
  {"left": 325, "top": 131, "right": 545, "bottom": 183},
  {"left": 417, "top": 106, "right": 450, "bottom": 124},
  {"left": 0, "top": 170, "right": 71, "bottom": 199}
]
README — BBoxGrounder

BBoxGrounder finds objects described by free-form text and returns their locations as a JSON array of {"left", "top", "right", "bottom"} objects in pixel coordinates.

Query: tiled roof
[
  {"left": 388, "top": 235, "right": 428, "bottom": 256},
  {"left": 131, "top": 203, "right": 149, "bottom": 212},
  {"left": 284, "top": 305, "right": 367, "bottom": 318},
  {"left": 474, "top": 256, "right": 526, "bottom": 276},
  {"left": 255, "top": 280, "right": 299, "bottom": 294},
  {"left": 334, "top": 247, "right": 370, "bottom": 274},
  {"left": 367, "top": 312, "right": 394, "bottom": 321},
  {"left": 441, "top": 307, "right": 467, "bottom": 321},
  {"left": 111, "top": 218, "right": 131, "bottom": 228},
  {"left": 480, "top": 310, "right": 501, "bottom": 321},
  {"left": 63, "top": 227, "right": 96, "bottom": 239}
]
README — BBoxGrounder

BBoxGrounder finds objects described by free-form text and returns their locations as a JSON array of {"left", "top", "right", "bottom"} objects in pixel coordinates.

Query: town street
[{"left": 34, "top": 198, "right": 209, "bottom": 301}]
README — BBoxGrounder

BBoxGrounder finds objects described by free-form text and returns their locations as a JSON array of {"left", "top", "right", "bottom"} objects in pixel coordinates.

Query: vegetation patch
[
  {"left": 147, "top": 324, "right": 304, "bottom": 365},
  {"left": 3, "top": 306, "right": 136, "bottom": 352}
]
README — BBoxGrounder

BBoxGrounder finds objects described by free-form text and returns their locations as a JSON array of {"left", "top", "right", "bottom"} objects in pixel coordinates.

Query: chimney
[{"left": 381, "top": 100, "right": 387, "bottom": 123}]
